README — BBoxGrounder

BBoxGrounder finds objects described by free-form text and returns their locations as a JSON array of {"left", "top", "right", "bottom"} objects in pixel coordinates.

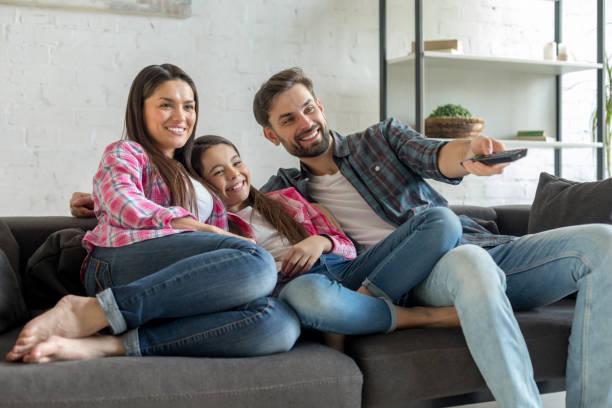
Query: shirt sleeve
[
  {"left": 291, "top": 190, "right": 357, "bottom": 260},
  {"left": 93, "top": 142, "right": 194, "bottom": 230},
  {"left": 380, "top": 118, "right": 462, "bottom": 185}
]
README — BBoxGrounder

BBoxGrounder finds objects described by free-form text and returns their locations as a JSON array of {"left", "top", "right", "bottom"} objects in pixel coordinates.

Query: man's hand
[
  {"left": 438, "top": 135, "right": 510, "bottom": 178},
  {"left": 281, "top": 235, "right": 332, "bottom": 278},
  {"left": 460, "top": 135, "right": 510, "bottom": 176},
  {"left": 70, "top": 192, "right": 95, "bottom": 218}
]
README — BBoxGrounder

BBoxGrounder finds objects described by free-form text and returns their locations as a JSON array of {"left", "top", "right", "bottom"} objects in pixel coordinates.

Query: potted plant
[
  {"left": 425, "top": 104, "right": 484, "bottom": 138},
  {"left": 592, "top": 55, "right": 611, "bottom": 178}
]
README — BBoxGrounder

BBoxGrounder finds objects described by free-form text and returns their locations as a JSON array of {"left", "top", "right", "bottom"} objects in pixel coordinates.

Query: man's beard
[{"left": 278, "top": 122, "right": 331, "bottom": 158}]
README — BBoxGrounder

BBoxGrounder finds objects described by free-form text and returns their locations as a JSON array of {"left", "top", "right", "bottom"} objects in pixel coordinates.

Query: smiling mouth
[
  {"left": 298, "top": 126, "right": 320, "bottom": 143},
  {"left": 167, "top": 127, "right": 186, "bottom": 135},
  {"left": 226, "top": 180, "right": 246, "bottom": 193}
]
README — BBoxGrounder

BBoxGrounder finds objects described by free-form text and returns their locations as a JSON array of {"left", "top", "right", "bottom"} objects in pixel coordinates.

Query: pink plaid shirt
[
  {"left": 229, "top": 187, "right": 356, "bottom": 284},
  {"left": 82, "top": 141, "right": 228, "bottom": 256}
]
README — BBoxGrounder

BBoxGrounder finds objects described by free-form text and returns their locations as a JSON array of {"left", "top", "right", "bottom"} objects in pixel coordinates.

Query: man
[{"left": 252, "top": 67, "right": 612, "bottom": 407}]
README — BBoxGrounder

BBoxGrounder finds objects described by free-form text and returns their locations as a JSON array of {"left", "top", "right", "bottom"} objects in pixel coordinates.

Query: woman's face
[
  {"left": 200, "top": 144, "right": 251, "bottom": 212},
  {"left": 143, "top": 79, "right": 196, "bottom": 157}
]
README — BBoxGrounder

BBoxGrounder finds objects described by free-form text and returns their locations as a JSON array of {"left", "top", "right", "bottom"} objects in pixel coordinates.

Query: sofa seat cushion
[
  {"left": 345, "top": 300, "right": 574, "bottom": 408},
  {"left": 0, "top": 334, "right": 362, "bottom": 408}
]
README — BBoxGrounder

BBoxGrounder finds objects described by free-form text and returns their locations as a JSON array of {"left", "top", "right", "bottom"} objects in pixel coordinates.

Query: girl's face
[
  {"left": 143, "top": 79, "right": 196, "bottom": 157},
  {"left": 200, "top": 144, "right": 251, "bottom": 212}
]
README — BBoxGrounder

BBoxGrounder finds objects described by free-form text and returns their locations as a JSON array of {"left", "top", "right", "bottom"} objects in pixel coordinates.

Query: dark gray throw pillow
[
  {"left": 0, "top": 220, "right": 29, "bottom": 333},
  {"left": 528, "top": 172, "right": 612, "bottom": 234},
  {"left": 24, "top": 228, "right": 87, "bottom": 310}
]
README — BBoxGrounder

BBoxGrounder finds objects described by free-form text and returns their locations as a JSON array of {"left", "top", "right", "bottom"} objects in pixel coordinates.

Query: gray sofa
[{"left": 0, "top": 205, "right": 572, "bottom": 408}]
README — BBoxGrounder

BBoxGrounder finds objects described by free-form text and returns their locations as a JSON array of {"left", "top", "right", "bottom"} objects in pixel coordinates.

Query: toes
[
  {"left": 5, "top": 351, "right": 21, "bottom": 362},
  {"left": 23, "top": 340, "right": 57, "bottom": 364},
  {"left": 5, "top": 344, "right": 33, "bottom": 362}
]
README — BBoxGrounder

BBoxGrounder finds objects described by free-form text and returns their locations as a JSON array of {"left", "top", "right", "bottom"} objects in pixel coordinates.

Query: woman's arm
[
  {"left": 95, "top": 142, "right": 194, "bottom": 230},
  {"left": 171, "top": 216, "right": 255, "bottom": 242}
]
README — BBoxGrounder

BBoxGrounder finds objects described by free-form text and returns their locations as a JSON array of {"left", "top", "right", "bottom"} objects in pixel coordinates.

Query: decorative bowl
[{"left": 424, "top": 117, "right": 484, "bottom": 138}]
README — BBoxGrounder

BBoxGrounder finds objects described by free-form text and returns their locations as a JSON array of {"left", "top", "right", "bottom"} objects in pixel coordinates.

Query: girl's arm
[
  {"left": 269, "top": 188, "right": 357, "bottom": 260},
  {"left": 281, "top": 235, "right": 333, "bottom": 277},
  {"left": 309, "top": 202, "right": 344, "bottom": 233}
]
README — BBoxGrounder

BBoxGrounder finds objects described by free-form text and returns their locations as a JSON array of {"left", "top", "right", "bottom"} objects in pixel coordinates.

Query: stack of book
[
  {"left": 516, "top": 130, "right": 553, "bottom": 142},
  {"left": 411, "top": 39, "right": 463, "bottom": 54}
]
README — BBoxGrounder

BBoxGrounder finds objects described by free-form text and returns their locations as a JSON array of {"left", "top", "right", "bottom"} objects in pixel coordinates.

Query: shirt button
[{"left": 374, "top": 165, "right": 380, "bottom": 171}]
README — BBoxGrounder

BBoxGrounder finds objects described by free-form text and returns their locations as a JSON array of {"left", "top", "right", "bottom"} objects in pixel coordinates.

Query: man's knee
[
  {"left": 421, "top": 207, "right": 462, "bottom": 241},
  {"left": 437, "top": 245, "right": 506, "bottom": 295}
]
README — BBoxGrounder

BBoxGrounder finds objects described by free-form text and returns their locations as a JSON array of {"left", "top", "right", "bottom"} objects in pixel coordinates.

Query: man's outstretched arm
[{"left": 70, "top": 192, "right": 95, "bottom": 218}]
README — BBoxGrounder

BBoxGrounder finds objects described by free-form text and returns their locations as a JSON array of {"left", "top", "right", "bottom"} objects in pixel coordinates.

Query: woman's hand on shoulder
[{"left": 281, "top": 235, "right": 332, "bottom": 278}]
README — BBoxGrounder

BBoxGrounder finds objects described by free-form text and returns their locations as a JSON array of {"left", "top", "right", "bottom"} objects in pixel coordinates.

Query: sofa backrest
[{"left": 1, "top": 205, "right": 531, "bottom": 276}]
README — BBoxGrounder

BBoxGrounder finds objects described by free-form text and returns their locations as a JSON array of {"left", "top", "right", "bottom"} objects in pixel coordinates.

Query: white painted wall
[{"left": 0, "top": 0, "right": 610, "bottom": 215}]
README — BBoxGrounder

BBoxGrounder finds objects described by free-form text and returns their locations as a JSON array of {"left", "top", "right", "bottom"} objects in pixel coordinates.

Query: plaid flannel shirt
[
  {"left": 261, "top": 118, "right": 516, "bottom": 251},
  {"left": 82, "top": 140, "right": 228, "bottom": 255}
]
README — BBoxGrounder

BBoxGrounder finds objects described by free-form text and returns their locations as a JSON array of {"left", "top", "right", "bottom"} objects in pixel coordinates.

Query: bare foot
[
  {"left": 323, "top": 332, "right": 345, "bottom": 353},
  {"left": 5, "top": 295, "right": 108, "bottom": 362},
  {"left": 396, "top": 305, "right": 461, "bottom": 329},
  {"left": 22, "top": 335, "right": 125, "bottom": 364}
]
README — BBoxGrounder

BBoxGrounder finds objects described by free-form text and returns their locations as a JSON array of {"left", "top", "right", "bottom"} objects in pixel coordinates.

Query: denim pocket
[{"left": 84, "top": 257, "right": 113, "bottom": 296}]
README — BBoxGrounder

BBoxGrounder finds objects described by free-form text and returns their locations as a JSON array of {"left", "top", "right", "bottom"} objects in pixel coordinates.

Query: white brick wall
[{"left": 0, "top": 0, "right": 609, "bottom": 215}]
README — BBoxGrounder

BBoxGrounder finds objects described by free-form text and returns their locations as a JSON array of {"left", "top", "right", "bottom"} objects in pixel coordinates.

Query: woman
[
  {"left": 192, "top": 135, "right": 461, "bottom": 343},
  {"left": 6, "top": 64, "right": 299, "bottom": 364}
]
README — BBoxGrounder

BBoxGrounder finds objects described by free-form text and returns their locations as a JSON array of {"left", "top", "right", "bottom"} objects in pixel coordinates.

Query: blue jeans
[
  {"left": 412, "top": 224, "right": 612, "bottom": 408},
  {"left": 279, "top": 207, "right": 462, "bottom": 334},
  {"left": 84, "top": 231, "right": 300, "bottom": 357}
]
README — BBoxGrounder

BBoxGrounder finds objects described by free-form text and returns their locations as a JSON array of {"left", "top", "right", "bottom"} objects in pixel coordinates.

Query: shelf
[
  {"left": 388, "top": 52, "right": 602, "bottom": 75},
  {"left": 429, "top": 138, "right": 604, "bottom": 149}
]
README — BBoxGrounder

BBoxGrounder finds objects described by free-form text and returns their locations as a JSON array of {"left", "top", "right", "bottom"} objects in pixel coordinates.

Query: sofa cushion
[
  {"left": 0, "top": 335, "right": 362, "bottom": 408},
  {"left": 0, "top": 250, "right": 29, "bottom": 334},
  {"left": 528, "top": 172, "right": 612, "bottom": 234},
  {"left": 24, "top": 228, "right": 87, "bottom": 310},
  {"left": 0, "top": 221, "right": 28, "bottom": 333},
  {"left": 345, "top": 300, "right": 574, "bottom": 407},
  {"left": 0, "top": 220, "right": 20, "bottom": 278}
]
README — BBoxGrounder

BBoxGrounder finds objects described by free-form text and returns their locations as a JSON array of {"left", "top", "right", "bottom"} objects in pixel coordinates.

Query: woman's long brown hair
[
  {"left": 124, "top": 64, "right": 198, "bottom": 212},
  {"left": 192, "top": 135, "right": 309, "bottom": 244}
]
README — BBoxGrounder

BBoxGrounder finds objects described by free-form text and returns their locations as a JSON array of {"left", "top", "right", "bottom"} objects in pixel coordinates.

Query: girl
[
  {"left": 192, "top": 135, "right": 460, "bottom": 342},
  {"left": 6, "top": 64, "right": 299, "bottom": 364}
]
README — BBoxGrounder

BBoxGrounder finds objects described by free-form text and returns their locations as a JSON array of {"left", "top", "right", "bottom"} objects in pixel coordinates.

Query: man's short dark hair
[{"left": 253, "top": 67, "right": 316, "bottom": 127}]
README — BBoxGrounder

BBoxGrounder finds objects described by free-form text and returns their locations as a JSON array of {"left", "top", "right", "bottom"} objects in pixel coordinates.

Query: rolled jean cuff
[
  {"left": 362, "top": 279, "right": 397, "bottom": 333},
  {"left": 380, "top": 297, "right": 397, "bottom": 333},
  {"left": 96, "top": 288, "right": 127, "bottom": 335},
  {"left": 123, "top": 329, "right": 141, "bottom": 356},
  {"left": 362, "top": 278, "right": 390, "bottom": 300}
]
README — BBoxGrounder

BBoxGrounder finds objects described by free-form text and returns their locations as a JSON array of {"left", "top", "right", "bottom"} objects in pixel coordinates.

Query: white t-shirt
[
  {"left": 190, "top": 177, "right": 214, "bottom": 223},
  {"left": 308, "top": 171, "right": 395, "bottom": 249},
  {"left": 236, "top": 206, "right": 291, "bottom": 272}
]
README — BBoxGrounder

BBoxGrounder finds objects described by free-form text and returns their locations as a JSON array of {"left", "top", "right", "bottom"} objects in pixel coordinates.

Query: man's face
[{"left": 263, "top": 84, "right": 331, "bottom": 158}]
